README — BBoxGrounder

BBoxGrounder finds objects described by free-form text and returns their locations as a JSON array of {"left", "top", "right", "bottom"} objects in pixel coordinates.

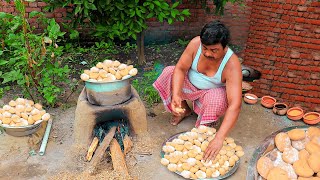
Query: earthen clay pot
[
  {"left": 303, "top": 112, "right": 320, "bottom": 125},
  {"left": 261, "top": 96, "right": 276, "bottom": 109},
  {"left": 286, "top": 107, "right": 304, "bottom": 121},
  {"left": 272, "top": 103, "right": 288, "bottom": 116},
  {"left": 243, "top": 93, "right": 258, "bottom": 104}
]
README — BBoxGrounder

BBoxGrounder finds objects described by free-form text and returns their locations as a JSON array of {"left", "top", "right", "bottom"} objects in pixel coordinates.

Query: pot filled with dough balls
[
  {"left": 0, "top": 98, "right": 52, "bottom": 137},
  {"left": 80, "top": 60, "right": 138, "bottom": 106}
]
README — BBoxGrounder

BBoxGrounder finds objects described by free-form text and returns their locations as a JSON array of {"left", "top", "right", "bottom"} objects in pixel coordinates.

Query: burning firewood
[
  {"left": 86, "top": 137, "right": 99, "bottom": 161},
  {"left": 88, "top": 126, "right": 116, "bottom": 174},
  {"left": 110, "top": 138, "right": 130, "bottom": 177}
]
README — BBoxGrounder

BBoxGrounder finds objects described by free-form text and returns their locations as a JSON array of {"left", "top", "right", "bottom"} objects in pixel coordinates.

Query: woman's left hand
[{"left": 203, "top": 136, "right": 224, "bottom": 161}]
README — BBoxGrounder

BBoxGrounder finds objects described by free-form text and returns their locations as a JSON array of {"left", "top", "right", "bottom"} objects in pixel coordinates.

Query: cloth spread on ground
[{"left": 153, "top": 66, "right": 228, "bottom": 127}]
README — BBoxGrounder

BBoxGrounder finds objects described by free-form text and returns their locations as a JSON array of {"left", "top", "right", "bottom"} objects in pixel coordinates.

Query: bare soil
[{"left": 0, "top": 42, "right": 307, "bottom": 180}]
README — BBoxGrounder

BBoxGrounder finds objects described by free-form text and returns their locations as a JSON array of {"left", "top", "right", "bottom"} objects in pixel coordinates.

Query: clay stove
[{"left": 73, "top": 79, "right": 147, "bottom": 148}]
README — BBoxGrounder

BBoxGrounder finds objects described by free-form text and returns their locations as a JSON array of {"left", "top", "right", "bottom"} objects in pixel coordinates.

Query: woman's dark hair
[{"left": 200, "top": 20, "right": 230, "bottom": 48}]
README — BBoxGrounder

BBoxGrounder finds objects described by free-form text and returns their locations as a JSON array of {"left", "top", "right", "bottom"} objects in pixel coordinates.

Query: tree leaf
[{"left": 172, "top": 2, "right": 179, "bottom": 8}]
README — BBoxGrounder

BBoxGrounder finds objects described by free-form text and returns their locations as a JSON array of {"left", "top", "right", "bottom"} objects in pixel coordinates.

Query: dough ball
[
  {"left": 305, "top": 142, "right": 320, "bottom": 154},
  {"left": 266, "top": 167, "right": 289, "bottom": 180},
  {"left": 167, "top": 164, "right": 177, "bottom": 172},
  {"left": 226, "top": 137, "right": 234, "bottom": 144},
  {"left": 288, "top": 129, "right": 306, "bottom": 141},
  {"left": 311, "top": 136, "right": 320, "bottom": 146},
  {"left": 257, "top": 156, "right": 274, "bottom": 179},
  {"left": 307, "top": 152, "right": 320, "bottom": 173},
  {"left": 160, "top": 158, "right": 169, "bottom": 166},
  {"left": 293, "top": 159, "right": 314, "bottom": 178},
  {"left": 282, "top": 147, "right": 299, "bottom": 164},
  {"left": 307, "top": 127, "right": 320, "bottom": 139},
  {"left": 292, "top": 139, "right": 307, "bottom": 151},
  {"left": 275, "top": 161, "right": 297, "bottom": 179},
  {"left": 299, "top": 149, "right": 310, "bottom": 160},
  {"left": 236, "top": 150, "right": 244, "bottom": 158},
  {"left": 275, "top": 132, "right": 291, "bottom": 152}
]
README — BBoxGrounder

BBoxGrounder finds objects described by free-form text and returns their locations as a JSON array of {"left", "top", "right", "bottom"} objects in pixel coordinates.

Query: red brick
[
  {"left": 273, "top": 69, "right": 283, "bottom": 76},
  {"left": 38, "top": 2, "right": 47, "bottom": 7},
  {"left": 295, "top": 18, "right": 305, "bottom": 23},
  {"left": 29, "top": 2, "right": 37, "bottom": 7}
]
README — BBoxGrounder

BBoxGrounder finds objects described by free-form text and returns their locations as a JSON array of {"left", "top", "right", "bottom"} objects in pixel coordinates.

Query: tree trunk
[{"left": 137, "top": 31, "right": 146, "bottom": 65}]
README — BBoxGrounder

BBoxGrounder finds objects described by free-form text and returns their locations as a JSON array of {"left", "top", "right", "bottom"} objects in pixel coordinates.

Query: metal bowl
[
  {"left": 1, "top": 121, "right": 43, "bottom": 137},
  {"left": 161, "top": 132, "right": 240, "bottom": 180},
  {"left": 85, "top": 77, "right": 132, "bottom": 106}
]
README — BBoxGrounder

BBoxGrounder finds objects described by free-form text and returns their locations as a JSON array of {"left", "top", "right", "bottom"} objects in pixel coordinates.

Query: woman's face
[{"left": 201, "top": 43, "right": 225, "bottom": 61}]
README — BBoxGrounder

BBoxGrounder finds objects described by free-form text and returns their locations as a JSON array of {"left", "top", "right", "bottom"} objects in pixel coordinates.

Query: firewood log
[{"left": 86, "top": 137, "right": 99, "bottom": 161}]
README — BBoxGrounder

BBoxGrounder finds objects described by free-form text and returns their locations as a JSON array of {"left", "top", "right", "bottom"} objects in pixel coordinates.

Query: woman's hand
[
  {"left": 203, "top": 136, "right": 224, "bottom": 161},
  {"left": 171, "top": 95, "right": 185, "bottom": 116}
]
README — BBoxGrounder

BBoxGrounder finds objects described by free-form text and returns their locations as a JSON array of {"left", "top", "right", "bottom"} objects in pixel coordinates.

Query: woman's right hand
[{"left": 171, "top": 95, "right": 185, "bottom": 116}]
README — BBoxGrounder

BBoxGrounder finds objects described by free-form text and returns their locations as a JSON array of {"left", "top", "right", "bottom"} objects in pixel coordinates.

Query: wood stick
[
  {"left": 110, "top": 138, "right": 130, "bottom": 177},
  {"left": 86, "top": 137, "right": 99, "bottom": 162},
  {"left": 88, "top": 126, "right": 116, "bottom": 174},
  {"left": 123, "top": 134, "right": 133, "bottom": 155}
]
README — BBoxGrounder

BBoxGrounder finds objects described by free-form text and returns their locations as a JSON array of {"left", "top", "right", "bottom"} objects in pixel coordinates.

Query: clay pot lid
[
  {"left": 244, "top": 93, "right": 258, "bottom": 100},
  {"left": 303, "top": 112, "right": 320, "bottom": 121},
  {"left": 261, "top": 96, "right": 276, "bottom": 104},
  {"left": 287, "top": 107, "right": 304, "bottom": 117}
]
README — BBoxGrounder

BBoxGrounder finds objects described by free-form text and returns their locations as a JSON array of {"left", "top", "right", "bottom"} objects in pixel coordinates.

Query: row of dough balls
[
  {"left": 161, "top": 125, "right": 244, "bottom": 179},
  {"left": 0, "top": 98, "right": 51, "bottom": 127},
  {"left": 80, "top": 60, "right": 138, "bottom": 82},
  {"left": 257, "top": 127, "right": 320, "bottom": 179}
]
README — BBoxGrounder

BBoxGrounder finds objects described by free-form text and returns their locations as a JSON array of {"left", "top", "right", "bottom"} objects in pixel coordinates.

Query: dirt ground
[{"left": 0, "top": 91, "right": 312, "bottom": 180}]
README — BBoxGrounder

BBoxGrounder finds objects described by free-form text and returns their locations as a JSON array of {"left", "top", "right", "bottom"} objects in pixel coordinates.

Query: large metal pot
[
  {"left": 85, "top": 78, "right": 132, "bottom": 106},
  {"left": 1, "top": 121, "right": 43, "bottom": 137}
]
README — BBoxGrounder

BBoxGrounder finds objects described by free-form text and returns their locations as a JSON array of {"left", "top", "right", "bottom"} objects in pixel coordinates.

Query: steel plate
[
  {"left": 246, "top": 125, "right": 319, "bottom": 180},
  {"left": 161, "top": 132, "right": 240, "bottom": 180}
]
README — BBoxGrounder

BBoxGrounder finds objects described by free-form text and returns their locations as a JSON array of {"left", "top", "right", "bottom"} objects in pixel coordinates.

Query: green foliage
[
  {"left": 43, "top": 0, "right": 190, "bottom": 41},
  {"left": 177, "top": 38, "right": 190, "bottom": 47},
  {"left": 0, "top": 0, "right": 70, "bottom": 106},
  {"left": 185, "top": 0, "right": 244, "bottom": 15},
  {"left": 132, "top": 69, "right": 161, "bottom": 106},
  {"left": 121, "top": 42, "right": 137, "bottom": 54}
]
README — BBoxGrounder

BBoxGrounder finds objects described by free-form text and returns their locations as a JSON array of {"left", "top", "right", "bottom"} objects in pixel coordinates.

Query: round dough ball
[
  {"left": 96, "top": 62, "right": 103, "bottom": 69},
  {"left": 182, "top": 163, "right": 191, "bottom": 171},
  {"left": 103, "top": 60, "right": 113, "bottom": 67},
  {"left": 219, "top": 167, "right": 227, "bottom": 176},
  {"left": 231, "top": 154, "right": 239, "bottom": 161},
  {"left": 90, "top": 67, "right": 99, "bottom": 73},
  {"left": 282, "top": 147, "right": 299, "bottom": 164},
  {"left": 9, "top": 100, "right": 16, "bottom": 107},
  {"left": 293, "top": 159, "right": 314, "bottom": 178},
  {"left": 115, "top": 71, "right": 122, "bottom": 80},
  {"left": 307, "top": 152, "right": 320, "bottom": 173},
  {"left": 195, "top": 170, "right": 206, "bottom": 179},
  {"left": 176, "top": 164, "right": 183, "bottom": 172},
  {"left": 288, "top": 129, "right": 306, "bottom": 141},
  {"left": 34, "top": 103, "right": 42, "bottom": 110},
  {"left": 180, "top": 170, "right": 191, "bottom": 178},
  {"left": 198, "top": 125, "right": 208, "bottom": 133},
  {"left": 3, "top": 105, "right": 11, "bottom": 111},
  {"left": 189, "top": 167, "right": 198, "bottom": 173},
  {"left": 113, "top": 60, "right": 121, "bottom": 67},
  {"left": 299, "top": 149, "right": 310, "bottom": 160},
  {"left": 292, "top": 139, "right": 307, "bottom": 151},
  {"left": 257, "top": 156, "right": 274, "bottom": 179},
  {"left": 275, "top": 161, "right": 297, "bottom": 179},
  {"left": 160, "top": 158, "right": 169, "bottom": 166},
  {"left": 127, "top": 65, "right": 134, "bottom": 71},
  {"left": 226, "top": 137, "right": 234, "bottom": 144},
  {"left": 178, "top": 134, "right": 189, "bottom": 141},
  {"left": 226, "top": 150, "right": 235, "bottom": 157},
  {"left": 307, "top": 127, "right": 320, "bottom": 139},
  {"left": 167, "top": 164, "right": 177, "bottom": 172},
  {"left": 129, "top": 68, "right": 138, "bottom": 76},
  {"left": 174, "top": 144, "right": 184, "bottom": 151},
  {"left": 235, "top": 145, "right": 243, "bottom": 151},
  {"left": 275, "top": 132, "right": 291, "bottom": 152},
  {"left": 16, "top": 98, "right": 26, "bottom": 105},
  {"left": 84, "top": 69, "right": 90, "bottom": 74},
  {"left": 305, "top": 142, "right": 320, "bottom": 154},
  {"left": 109, "top": 68, "right": 116, "bottom": 75},
  {"left": 219, "top": 149, "right": 227, "bottom": 155},
  {"left": 311, "top": 136, "right": 320, "bottom": 146},
  {"left": 42, "top": 113, "right": 51, "bottom": 121},
  {"left": 267, "top": 167, "right": 289, "bottom": 180},
  {"left": 32, "top": 114, "right": 42, "bottom": 121},
  {"left": 229, "top": 158, "right": 236, "bottom": 167},
  {"left": 236, "top": 151, "right": 244, "bottom": 158}
]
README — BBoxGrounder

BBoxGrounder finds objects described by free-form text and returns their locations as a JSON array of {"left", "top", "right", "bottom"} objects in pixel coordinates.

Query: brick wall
[{"left": 243, "top": 0, "right": 320, "bottom": 111}]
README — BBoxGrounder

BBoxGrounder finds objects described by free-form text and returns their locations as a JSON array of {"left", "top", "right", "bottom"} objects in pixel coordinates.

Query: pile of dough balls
[
  {"left": 80, "top": 60, "right": 138, "bottom": 82},
  {"left": 160, "top": 125, "right": 244, "bottom": 179},
  {"left": 0, "top": 98, "right": 51, "bottom": 127},
  {"left": 257, "top": 127, "right": 320, "bottom": 180}
]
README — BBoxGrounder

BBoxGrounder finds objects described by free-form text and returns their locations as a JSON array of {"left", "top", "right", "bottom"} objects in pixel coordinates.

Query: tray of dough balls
[
  {"left": 160, "top": 125, "right": 245, "bottom": 179},
  {"left": 0, "top": 98, "right": 51, "bottom": 137},
  {"left": 80, "top": 59, "right": 138, "bottom": 83},
  {"left": 247, "top": 125, "right": 320, "bottom": 180}
]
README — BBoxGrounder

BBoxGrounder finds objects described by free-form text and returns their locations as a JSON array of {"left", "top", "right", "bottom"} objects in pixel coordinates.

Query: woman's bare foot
[{"left": 170, "top": 109, "right": 192, "bottom": 126}]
